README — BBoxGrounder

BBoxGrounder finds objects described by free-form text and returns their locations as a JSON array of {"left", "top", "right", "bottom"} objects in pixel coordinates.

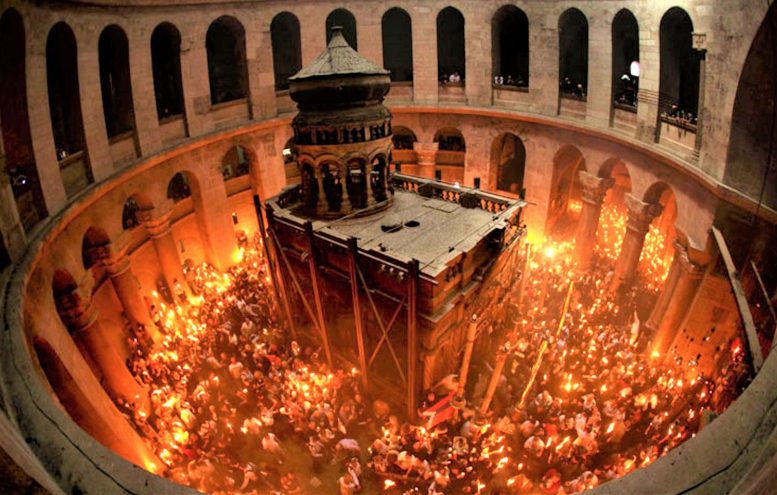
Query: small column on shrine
[
  {"left": 340, "top": 163, "right": 352, "bottom": 212},
  {"left": 316, "top": 171, "right": 328, "bottom": 215},
  {"left": 413, "top": 142, "right": 438, "bottom": 179},
  {"left": 574, "top": 171, "right": 614, "bottom": 270},
  {"left": 104, "top": 253, "right": 159, "bottom": 342},
  {"left": 143, "top": 213, "right": 190, "bottom": 300},
  {"left": 649, "top": 243, "right": 708, "bottom": 356},
  {"left": 611, "top": 194, "right": 663, "bottom": 292}
]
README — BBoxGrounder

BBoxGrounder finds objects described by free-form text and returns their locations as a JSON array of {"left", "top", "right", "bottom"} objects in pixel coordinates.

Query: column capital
[
  {"left": 143, "top": 211, "right": 173, "bottom": 238},
  {"left": 104, "top": 253, "right": 131, "bottom": 277},
  {"left": 673, "top": 241, "right": 709, "bottom": 278},
  {"left": 578, "top": 171, "right": 614, "bottom": 205},
  {"left": 413, "top": 142, "right": 438, "bottom": 164},
  {"left": 624, "top": 193, "right": 662, "bottom": 234}
]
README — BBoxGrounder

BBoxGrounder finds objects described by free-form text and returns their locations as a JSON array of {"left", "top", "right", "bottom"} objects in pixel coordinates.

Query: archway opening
[
  {"left": 122, "top": 193, "right": 154, "bottom": 230},
  {"left": 151, "top": 22, "right": 184, "bottom": 120},
  {"left": 612, "top": 9, "right": 639, "bottom": 108},
  {"left": 437, "top": 7, "right": 465, "bottom": 83},
  {"left": 47, "top": 22, "right": 92, "bottom": 199},
  {"left": 559, "top": 8, "right": 588, "bottom": 98},
  {"left": 167, "top": 172, "right": 192, "bottom": 203},
  {"left": 492, "top": 5, "right": 529, "bottom": 88},
  {"left": 382, "top": 8, "right": 413, "bottom": 82},
  {"left": 82, "top": 227, "right": 112, "bottom": 271},
  {"left": 659, "top": 8, "right": 699, "bottom": 120},
  {"left": 206, "top": 16, "right": 248, "bottom": 105},
  {"left": 0, "top": 8, "right": 47, "bottom": 231},
  {"left": 99, "top": 25, "right": 136, "bottom": 139},
  {"left": 221, "top": 145, "right": 250, "bottom": 181},
  {"left": 492, "top": 133, "right": 526, "bottom": 195},
  {"left": 547, "top": 145, "right": 586, "bottom": 235},
  {"left": 271, "top": 12, "right": 302, "bottom": 91},
  {"left": 326, "top": 9, "right": 357, "bottom": 49}
]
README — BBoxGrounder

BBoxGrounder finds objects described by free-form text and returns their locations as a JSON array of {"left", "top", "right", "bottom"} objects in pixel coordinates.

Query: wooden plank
[{"left": 711, "top": 227, "right": 764, "bottom": 372}]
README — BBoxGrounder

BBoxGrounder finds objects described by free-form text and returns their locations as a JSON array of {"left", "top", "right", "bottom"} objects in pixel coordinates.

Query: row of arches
[{"left": 0, "top": 5, "right": 701, "bottom": 235}]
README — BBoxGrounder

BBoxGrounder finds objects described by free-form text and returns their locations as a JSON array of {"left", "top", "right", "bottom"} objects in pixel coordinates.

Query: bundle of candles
[
  {"left": 369, "top": 239, "right": 747, "bottom": 494},
  {"left": 112, "top": 211, "right": 747, "bottom": 494}
]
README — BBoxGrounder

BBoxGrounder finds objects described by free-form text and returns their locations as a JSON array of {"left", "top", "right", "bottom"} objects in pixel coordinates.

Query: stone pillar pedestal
[
  {"left": 574, "top": 171, "right": 613, "bottom": 270},
  {"left": 413, "top": 142, "right": 438, "bottom": 179},
  {"left": 105, "top": 254, "right": 158, "bottom": 341},
  {"left": 611, "top": 194, "right": 662, "bottom": 292},
  {"left": 70, "top": 303, "right": 146, "bottom": 405},
  {"left": 649, "top": 243, "right": 708, "bottom": 356},
  {"left": 144, "top": 215, "right": 189, "bottom": 299}
]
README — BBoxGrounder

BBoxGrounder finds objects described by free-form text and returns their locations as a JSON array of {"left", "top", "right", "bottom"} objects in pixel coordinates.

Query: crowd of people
[
  {"left": 112, "top": 217, "right": 749, "bottom": 494},
  {"left": 367, "top": 240, "right": 749, "bottom": 494}
]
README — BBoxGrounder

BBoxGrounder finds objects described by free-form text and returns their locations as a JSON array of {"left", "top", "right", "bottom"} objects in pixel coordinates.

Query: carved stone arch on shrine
[
  {"left": 320, "top": 160, "right": 344, "bottom": 212},
  {"left": 346, "top": 157, "right": 368, "bottom": 209}
]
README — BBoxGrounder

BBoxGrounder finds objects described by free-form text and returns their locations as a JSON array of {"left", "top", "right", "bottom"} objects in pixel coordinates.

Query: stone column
[
  {"left": 636, "top": 25, "right": 660, "bottom": 143},
  {"left": 574, "top": 171, "right": 613, "bottom": 270},
  {"left": 105, "top": 254, "right": 157, "bottom": 340},
  {"left": 526, "top": 9, "right": 559, "bottom": 116},
  {"left": 128, "top": 26, "right": 162, "bottom": 156},
  {"left": 144, "top": 214, "right": 189, "bottom": 298},
  {"left": 411, "top": 5, "right": 438, "bottom": 104},
  {"left": 25, "top": 30, "right": 68, "bottom": 212},
  {"left": 76, "top": 27, "right": 113, "bottom": 182},
  {"left": 645, "top": 241, "right": 684, "bottom": 331},
  {"left": 340, "top": 165, "right": 351, "bottom": 212},
  {"left": 611, "top": 194, "right": 662, "bottom": 292},
  {"left": 179, "top": 24, "right": 214, "bottom": 136},
  {"left": 585, "top": 14, "right": 611, "bottom": 126},
  {"left": 68, "top": 301, "right": 146, "bottom": 405},
  {"left": 650, "top": 243, "right": 707, "bottom": 356},
  {"left": 413, "top": 142, "right": 437, "bottom": 179},
  {"left": 693, "top": 41, "right": 707, "bottom": 158},
  {"left": 246, "top": 24, "right": 277, "bottom": 120},
  {"left": 464, "top": 9, "right": 491, "bottom": 107}
]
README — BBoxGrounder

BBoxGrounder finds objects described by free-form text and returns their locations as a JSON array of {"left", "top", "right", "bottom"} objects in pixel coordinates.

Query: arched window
[
  {"left": 612, "top": 10, "right": 639, "bottom": 108},
  {"left": 99, "top": 25, "right": 136, "bottom": 137},
  {"left": 558, "top": 8, "right": 588, "bottom": 98},
  {"left": 0, "top": 9, "right": 47, "bottom": 230},
  {"left": 548, "top": 145, "right": 586, "bottom": 233},
  {"left": 206, "top": 16, "right": 248, "bottom": 105},
  {"left": 271, "top": 12, "right": 302, "bottom": 91},
  {"left": 221, "top": 145, "right": 250, "bottom": 180},
  {"left": 47, "top": 23, "right": 87, "bottom": 160},
  {"left": 437, "top": 7, "right": 465, "bottom": 82},
  {"left": 151, "top": 22, "right": 184, "bottom": 119},
  {"left": 659, "top": 8, "right": 699, "bottom": 119},
  {"left": 52, "top": 269, "right": 81, "bottom": 330},
  {"left": 82, "top": 227, "right": 111, "bottom": 270},
  {"left": 392, "top": 126, "right": 417, "bottom": 150},
  {"left": 492, "top": 5, "right": 529, "bottom": 88},
  {"left": 493, "top": 133, "right": 526, "bottom": 194},
  {"left": 326, "top": 9, "right": 357, "bottom": 49},
  {"left": 167, "top": 172, "right": 192, "bottom": 202},
  {"left": 382, "top": 8, "right": 413, "bottom": 82}
]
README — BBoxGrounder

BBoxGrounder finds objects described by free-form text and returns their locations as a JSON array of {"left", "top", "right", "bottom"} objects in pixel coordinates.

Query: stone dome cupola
[{"left": 287, "top": 26, "right": 394, "bottom": 218}]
